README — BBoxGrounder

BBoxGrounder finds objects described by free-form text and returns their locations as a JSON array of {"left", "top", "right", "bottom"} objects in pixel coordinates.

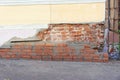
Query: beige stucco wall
[{"left": 0, "top": 2, "right": 105, "bottom": 25}]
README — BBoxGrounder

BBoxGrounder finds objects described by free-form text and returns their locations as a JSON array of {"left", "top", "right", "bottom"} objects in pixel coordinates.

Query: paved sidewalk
[{"left": 0, "top": 60, "right": 120, "bottom": 80}]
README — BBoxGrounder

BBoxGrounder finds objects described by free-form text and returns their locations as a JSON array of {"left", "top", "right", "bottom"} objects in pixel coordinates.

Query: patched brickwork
[
  {"left": 0, "top": 23, "right": 108, "bottom": 62},
  {"left": 0, "top": 42, "right": 108, "bottom": 62}
]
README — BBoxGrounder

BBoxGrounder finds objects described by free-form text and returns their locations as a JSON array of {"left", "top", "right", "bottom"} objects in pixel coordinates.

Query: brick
[
  {"left": 42, "top": 55, "right": 52, "bottom": 61},
  {"left": 11, "top": 49, "right": 21, "bottom": 54},
  {"left": 31, "top": 55, "right": 41, "bottom": 60},
  {"left": 84, "top": 57, "right": 92, "bottom": 62},
  {"left": 22, "top": 49, "right": 32, "bottom": 54},
  {"left": 103, "top": 53, "right": 109, "bottom": 58},
  {"left": 45, "top": 43, "right": 55, "bottom": 47},
  {"left": 37, "top": 32, "right": 44, "bottom": 39},
  {"left": 92, "top": 59, "right": 103, "bottom": 62},
  {"left": 12, "top": 44, "right": 24, "bottom": 49},
  {"left": 72, "top": 54, "right": 79, "bottom": 61},
  {"left": 59, "top": 52, "right": 69, "bottom": 56},
  {"left": 84, "top": 44, "right": 90, "bottom": 49},
  {"left": 53, "top": 55, "right": 63, "bottom": 61},
  {"left": 24, "top": 44, "right": 33, "bottom": 49},
  {"left": 0, "top": 51, "right": 7, "bottom": 55},
  {"left": 56, "top": 43, "right": 67, "bottom": 47},
  {"left": 19, "top": 53, "right": 27, "bottom": 57},
  {"left": 103, "top": 58, "right": 109, "bottom": 62},
  {"left": 63, "top": 57, "right": 72, "bottom": 61},
  {"left": 56, "top": 47, "right": 64, "bottom": 52},
  {"left": 44, "top": 53, "right": 53, "bottom": 56},
  {"left": 1, "top": 54, "right": 9, "bottom": 59},
  {"left": 63, "top": 55, "right": 73, "bottom": 61},
  {"left": 62, "top": 36, "right": 67, "bottom": 40},
  {"left": 34, "top": 46, "right": 43, "bottom": 50},
  {"left": 55, "top": 27, "right": 64, "bottom": 31},
  {"left": 73, "top": 57, "right": 83, "bottom": 62},
  {"left": 9, "top": 54, "right": 17, "bottom": 59},
  {"left": 0, "top": 48, "right": 10, "bottom": 52},
  {"left": 61, "top": 31, "right": 66, "bottom": 35},
  {"left": 34, "top": 43, "right": 45, "bottom": 48},
  {"left": 84, "top": 49, "right": 97, "bottom": 54},
  {"left": 80, "top": 49, "right": 85, "bottom": 54},
  {"left": 63, "top": 47, "right": 71, "bottom": 53},
  {"left": 33, "top": 49, "right": 43, "bottom": 54},
  {"left": 81, "top": 53, "right": 90, "bottom": 57},
  {"left": 43, "top": 49, "right": 53, "bottom": 52},
  {"left": 44, "top": 47, "right": 53, "bottom": 50},
  {"left": 93, "top": 54, "right": 100, "bottom": 59},
  {"left": 21, "top": 55, "right": 31, "bottom": 59}
]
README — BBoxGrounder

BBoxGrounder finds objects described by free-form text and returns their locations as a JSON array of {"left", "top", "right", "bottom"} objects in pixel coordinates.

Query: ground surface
[{"left": 0, "top": 60, "right": 120, "bottom": 80}]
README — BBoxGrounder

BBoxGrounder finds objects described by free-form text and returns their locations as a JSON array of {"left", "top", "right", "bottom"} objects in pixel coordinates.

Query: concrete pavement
[{"left": 0, "top": 60, "right": 120, "bottom": 80}]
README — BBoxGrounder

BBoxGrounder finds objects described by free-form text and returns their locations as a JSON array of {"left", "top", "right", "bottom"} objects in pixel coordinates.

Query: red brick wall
[{"left": 0, "top": 42, "right": 108, "bottom": 62}]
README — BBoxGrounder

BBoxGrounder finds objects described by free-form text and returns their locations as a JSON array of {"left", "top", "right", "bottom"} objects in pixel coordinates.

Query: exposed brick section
[
  {"left": 37, "top": 24, "right": 104, "bottom": 47},
  {"left": 0, "top": 23, "right": 108, "bottom": 62}
]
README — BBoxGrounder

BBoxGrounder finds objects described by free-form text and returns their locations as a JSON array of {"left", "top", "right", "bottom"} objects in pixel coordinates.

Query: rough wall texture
[{"left": 0, "top": 23, "right": 108, "bottom": 62}]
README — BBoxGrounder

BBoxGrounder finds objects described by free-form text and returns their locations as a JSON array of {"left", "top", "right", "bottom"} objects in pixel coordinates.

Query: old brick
[
  {"left": 11, "top": 49, "right": 21, "bottom": 54},
  {"left": 62, "top": 36, "right": 67, "bottom": 40},
  {"left": 31, "top": 55, "right": 41, "bottom": 60},
  {"left": 92, "top": 59, "right": 103, "bottom": 62},
  {"left": 103, "top": 53, "right": 109, "bottom": 58},
  {"left": 45, "top": 52, "right": 53, "bottom": 56},
  {"left": 72, "top": 54, "right": 78, "bottom": 61},
  {"left": 84, "top": 44, "right": 90, "bottom": 49},
  {"left": 0, "top": 48, "right": 10, "bottom": 52},
  {"left": 42, "top": 55, "right": 52, "bottom": 61},
  {"left": 24, "top": 44, "right": 33, "bottom": 49},
  {"left": 56, "top": 43, "right": 67, "bottom": 47},
  {"left": 21, "top": 55, "right": 31, "bottom": 59},
  {"left": 45, "top": 43, "right": 55, "bottom": 47},
  {"left": 53, "top": 55, "right": 63, "bottom": 61},
  {"left": 85, "top": 49, "right": 97, "bottom": 54},
  {"left": 56, "top": 47, "right": 64, "bottom": 53},
  {"left": 84, "top": 57, "right": 92, "bottom": 62},
  {"left": 44, "top": 47, "right": 53, "bottom": 50},
  {"left": 22, "top": 49, "right": 32, "bottom": 54},
  {"left": 93, "top": 54, "right": 100, "bottom": 59},
  {"left": 43, "top": 50, "right": 53, "bottom": 56},
  {"left": 4, "top": 55, "right": 11, "bottom": 59},
  {"left": 34, "top": 49, "right": 43, "bottom": 54},
  {"left": 12, "top": 44, "right": 24, "bottom": 49},
  {"left": 10, "top": 54, "right": 17, "bottom": 59},
  {"left": 61, "top": 31, "right": 66, "bottom": 35},
  {"left": 34, "top": 43, "right": 45, "bottom": 48},
  {"left": 103, "top": 58, "right": 109, "bottom": 62},
  {"left": 63, "top": 56, "right": 73, "bottom": 61}
]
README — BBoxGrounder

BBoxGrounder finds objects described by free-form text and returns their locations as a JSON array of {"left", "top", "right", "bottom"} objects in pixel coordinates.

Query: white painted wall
[{"left": 0, "top": 24, "right": 48, "bottom": 46}]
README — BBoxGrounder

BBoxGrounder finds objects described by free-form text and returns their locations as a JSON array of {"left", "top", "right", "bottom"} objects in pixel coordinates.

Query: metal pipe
[{"left": 108, "top": 0, "right": 111, "bottom": 54}]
